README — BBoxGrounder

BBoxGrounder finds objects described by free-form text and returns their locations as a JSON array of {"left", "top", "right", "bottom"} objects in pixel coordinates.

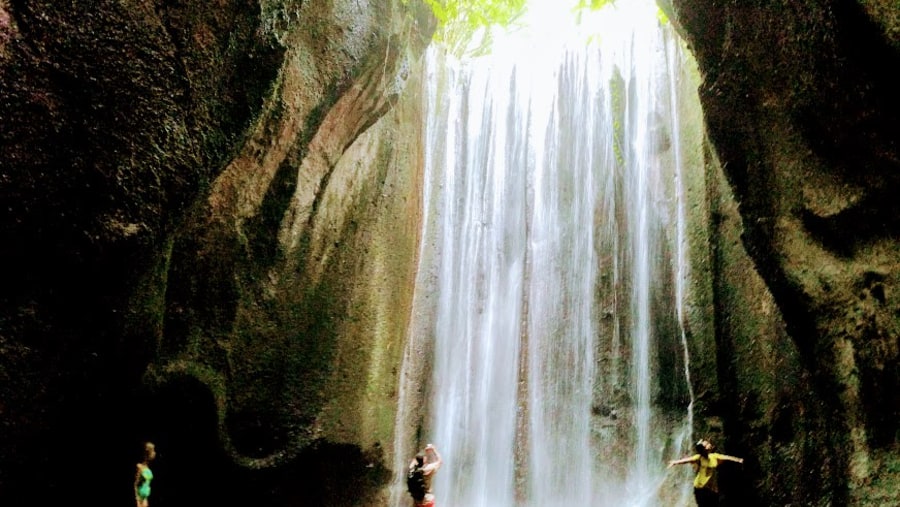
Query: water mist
[{"left": 394, "top": 1, "right": 704, "bottom": 505}]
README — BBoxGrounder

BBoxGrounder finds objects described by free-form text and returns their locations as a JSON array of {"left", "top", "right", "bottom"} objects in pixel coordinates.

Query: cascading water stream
[{"left": 395, "top": 1, "right": 702, "bottom": 505}]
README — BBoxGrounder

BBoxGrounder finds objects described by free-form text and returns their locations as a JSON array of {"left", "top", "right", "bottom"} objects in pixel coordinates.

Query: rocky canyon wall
[
  {"left": 0, "top": 1, "right": 433, "bottom": 506},
  {"left": 668, "top": 0, "right": 900, "bottom": 505}
]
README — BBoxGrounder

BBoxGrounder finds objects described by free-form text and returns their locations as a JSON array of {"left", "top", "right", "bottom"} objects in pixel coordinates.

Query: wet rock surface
[{"left": 670, "top": 0, "right": 900, "bottom": 504}]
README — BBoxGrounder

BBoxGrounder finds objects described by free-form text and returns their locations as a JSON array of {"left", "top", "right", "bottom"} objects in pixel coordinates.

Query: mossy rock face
[
  {"left": 0, "top": 0, "right": 433, "bottom": 505},
  {"left": 672, "top": 0, "right": 900, "bottom": 504}
]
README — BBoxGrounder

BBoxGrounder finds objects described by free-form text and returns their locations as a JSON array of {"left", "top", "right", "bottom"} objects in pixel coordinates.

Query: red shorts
[{"left": 414, "top": 500, "right": 435, "bottom": 507}]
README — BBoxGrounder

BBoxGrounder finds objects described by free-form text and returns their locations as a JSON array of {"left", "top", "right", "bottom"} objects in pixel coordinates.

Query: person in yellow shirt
[{"left": 668, "top": 439, "right": 744, "bottom": 507}]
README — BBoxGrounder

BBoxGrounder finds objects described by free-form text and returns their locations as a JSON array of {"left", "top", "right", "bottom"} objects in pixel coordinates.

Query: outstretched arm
[
  {"left": 667, "top": 455, "right": 698, "bottom": 468},
  {"left": 424, "top": 444, "right": 443, "bottom": 473},
  {"left": 714, "top": 453, "right": 744, "bottom": 464}
]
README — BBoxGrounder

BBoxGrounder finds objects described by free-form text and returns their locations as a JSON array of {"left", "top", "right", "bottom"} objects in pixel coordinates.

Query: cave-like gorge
[{"left": 0, "top": 1, "right": 897, "bottom": 506}]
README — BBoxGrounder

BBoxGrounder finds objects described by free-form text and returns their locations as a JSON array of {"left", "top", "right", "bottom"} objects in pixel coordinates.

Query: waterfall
[{"left": 396, "top": 1, "right": 701, "bottom": 505}]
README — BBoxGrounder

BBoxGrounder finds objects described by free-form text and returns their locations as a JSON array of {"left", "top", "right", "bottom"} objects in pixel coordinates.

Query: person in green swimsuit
[
  {"left": 668, "top": 439, "right": 744, "bottom": 507},
  {"left": 134, "top": 441, "right": 156, "bottom": 507}
]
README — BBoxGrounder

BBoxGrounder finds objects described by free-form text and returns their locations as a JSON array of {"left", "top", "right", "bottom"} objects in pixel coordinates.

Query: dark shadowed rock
[
  {"left": 0, "top": 0, "right": 433, "bottom": 505},
  {"left": 670, "top": 0, "right": 900, "bottom": 504}
]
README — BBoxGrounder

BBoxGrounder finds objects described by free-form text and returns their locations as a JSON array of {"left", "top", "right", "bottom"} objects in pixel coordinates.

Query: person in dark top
[{"left": 407, "top": 443, "right": 443, "bottom": 506}]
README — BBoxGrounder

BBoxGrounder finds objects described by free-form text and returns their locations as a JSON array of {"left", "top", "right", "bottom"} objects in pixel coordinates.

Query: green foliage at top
[
  {"left": 573, "top": 0, "right": 670, "bottom": 44},
  {"left": 574, "top": 0, "right": 614, "bottom": 10},
  {"left": 572, "top": 0, "right": 614, "bottom": 28},
  {"left": 424, "top": 0, "right": 527, "bottom": 27},
  {"left": 416, "top": 0, "right": 528, "bottom": 56},
  {"left": 414, "top": 0, "right": 668, "bottom": 57},
  {"left": 574, "top": 0, "right": 668, "bottom": 25},
  {"left": 657, "top": 7, "right": 669, "bottom": 24}
]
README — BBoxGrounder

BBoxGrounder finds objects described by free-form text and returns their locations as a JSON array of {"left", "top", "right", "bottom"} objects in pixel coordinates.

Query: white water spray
[{"left": 396, "top": 1, "right": 702, "bottom": 505}]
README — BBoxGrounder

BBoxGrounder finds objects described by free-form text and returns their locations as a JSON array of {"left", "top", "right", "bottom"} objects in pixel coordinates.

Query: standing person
[
  {"left": 134, "top": 441, "right": 156, "bottom": 507},
  {"left": 407, "top": 443, "right": 443, "bottom": 507},
  {"left": 668, "top": 439, "right": 744, "bottom": 507}
]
